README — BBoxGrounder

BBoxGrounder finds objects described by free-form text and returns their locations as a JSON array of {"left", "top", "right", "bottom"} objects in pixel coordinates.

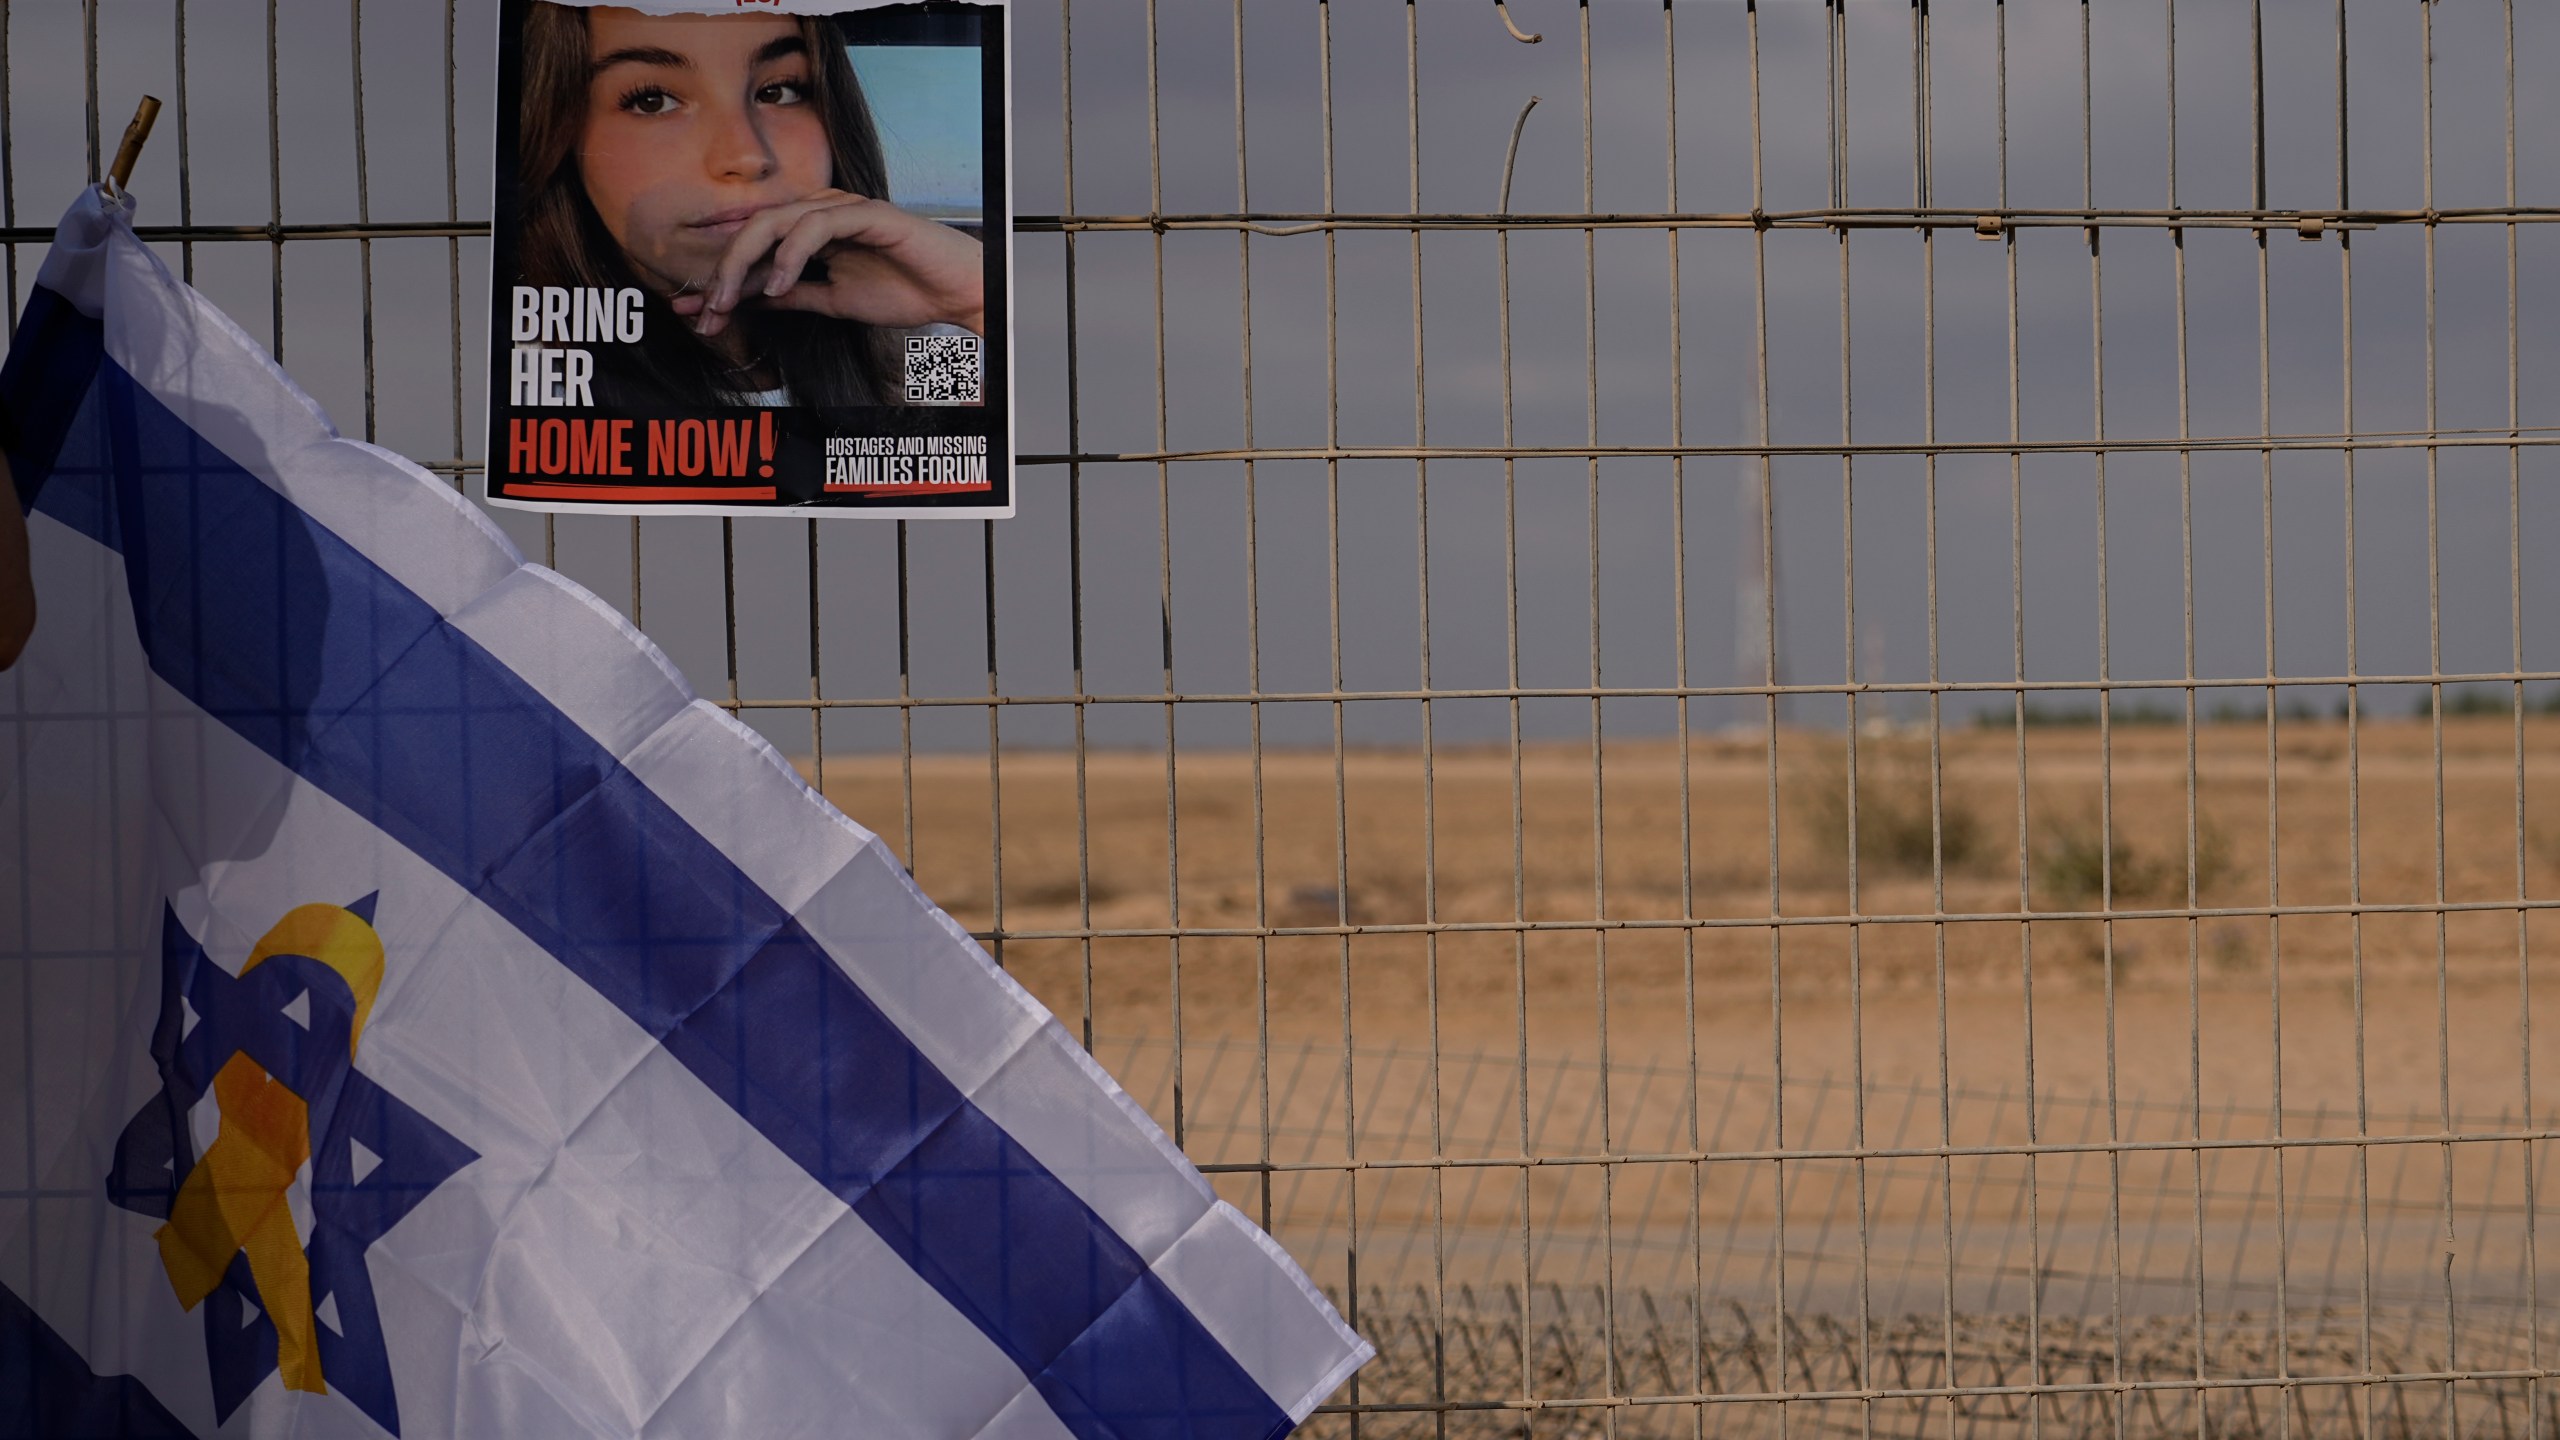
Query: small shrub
[
  {"left": 1793, "top": 736, "right": 1984, "bottom": 878},
  {"left": 2036, "top": 809, "right": 2232, "bottom": 909}
]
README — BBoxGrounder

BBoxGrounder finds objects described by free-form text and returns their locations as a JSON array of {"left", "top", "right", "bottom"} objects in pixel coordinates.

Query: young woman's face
[{"left": 577, "top": 10, "right": 833, "bottom": 293}]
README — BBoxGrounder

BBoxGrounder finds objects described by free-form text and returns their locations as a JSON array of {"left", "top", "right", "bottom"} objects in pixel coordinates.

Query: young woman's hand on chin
[{"left": 672, "top": 189, "right": 985, "bottom": 340}]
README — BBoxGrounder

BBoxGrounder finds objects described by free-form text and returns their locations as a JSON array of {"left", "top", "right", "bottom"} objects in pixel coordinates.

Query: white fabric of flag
[{"left": 0, "top": 188, "right": 1370, "bottom": 1440}]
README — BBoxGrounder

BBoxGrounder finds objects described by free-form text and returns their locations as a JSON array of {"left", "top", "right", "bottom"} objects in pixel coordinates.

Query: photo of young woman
[{"left": 512, "top": 3, "right": 986, "bottom": 410}]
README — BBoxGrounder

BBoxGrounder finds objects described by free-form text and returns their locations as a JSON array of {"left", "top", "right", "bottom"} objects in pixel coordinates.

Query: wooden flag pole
[{"left": 105, "top": 96, "right": 162, "bottom": 196}]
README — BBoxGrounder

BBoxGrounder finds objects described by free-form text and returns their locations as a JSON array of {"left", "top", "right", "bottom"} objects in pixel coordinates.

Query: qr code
[{"left": 903, "top": 333, "right": 982, "bottom": 404}]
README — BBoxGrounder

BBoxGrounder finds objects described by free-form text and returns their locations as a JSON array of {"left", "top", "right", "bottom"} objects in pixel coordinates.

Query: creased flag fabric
[{"left": 0, "top": 188, "right": 1370, "bottom": 1440}]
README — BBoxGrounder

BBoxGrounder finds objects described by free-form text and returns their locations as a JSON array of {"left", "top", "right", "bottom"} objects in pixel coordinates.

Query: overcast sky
[{"left": 7, "top": 0, "right": 2560, "bottom": 754}]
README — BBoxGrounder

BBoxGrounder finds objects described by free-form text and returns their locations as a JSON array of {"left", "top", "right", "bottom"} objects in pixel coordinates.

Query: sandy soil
[
  {"left": 811, "top": 716, "right": 2560, "bottom": 1341},
  {"left": 809, "top": 714, "right": 2560, "bottom": 1125}
]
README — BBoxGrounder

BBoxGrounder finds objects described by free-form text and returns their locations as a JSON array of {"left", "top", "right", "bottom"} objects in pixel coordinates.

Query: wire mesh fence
[
  {"left": 1104, "top": 1032, "right": 2555, "bottom": 1437},
  {"left": 9, "top": 0, "right": 2560, "bottom": 1434}
]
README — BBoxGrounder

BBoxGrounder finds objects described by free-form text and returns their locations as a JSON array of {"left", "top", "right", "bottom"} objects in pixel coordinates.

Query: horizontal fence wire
[{"left": 8, "top": 1, "right": 2558, "bottom": 1436}]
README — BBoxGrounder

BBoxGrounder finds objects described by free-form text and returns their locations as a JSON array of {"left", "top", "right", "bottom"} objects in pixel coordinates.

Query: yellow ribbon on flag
[{"left": 153, "top": 902, "right": 384, "bottom": 1396}]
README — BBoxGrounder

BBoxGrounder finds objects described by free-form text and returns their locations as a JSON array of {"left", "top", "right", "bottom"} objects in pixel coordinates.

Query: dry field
[
  {"left": 811, "top": 713, "right": 2560, "bottom": 1125},
  {"left": 810, "top": 715, "right": 2560, "bottom": 1433}
]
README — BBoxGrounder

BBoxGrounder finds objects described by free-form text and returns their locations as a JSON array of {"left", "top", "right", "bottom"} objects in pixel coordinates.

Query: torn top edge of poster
[{"left": 536, "top": 1, "right": 964, "bottom": 18}]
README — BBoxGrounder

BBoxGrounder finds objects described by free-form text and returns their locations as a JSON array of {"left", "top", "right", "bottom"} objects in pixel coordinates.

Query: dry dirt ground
[
  {"left": 810, "top": 713, "right": 2560, "bottom": 1130},
  {"left": 808, "top": 716, "right": 2560, "bottom": 1428}
]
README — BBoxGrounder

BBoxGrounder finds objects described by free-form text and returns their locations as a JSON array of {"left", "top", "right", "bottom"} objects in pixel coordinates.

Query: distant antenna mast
[
  {"left": 1736, "top": 401, "right": 1782, "bottom": 727},
  {"left": 1735, "top": 484, "right": 1769, "bottom": 700}
]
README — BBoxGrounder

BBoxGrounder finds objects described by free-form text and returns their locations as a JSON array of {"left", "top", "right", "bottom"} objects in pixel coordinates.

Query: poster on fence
[{"left": 483, "top": 0, "right": 1011, "bottom": 517}]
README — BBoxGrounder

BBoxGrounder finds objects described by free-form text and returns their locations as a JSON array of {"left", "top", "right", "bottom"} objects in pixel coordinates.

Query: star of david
[{"left": 104, "top": 898, "right": 476, "bottom": 1436}]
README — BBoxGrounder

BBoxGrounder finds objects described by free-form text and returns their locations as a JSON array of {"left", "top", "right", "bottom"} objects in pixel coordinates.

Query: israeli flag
[{"left": 0, "top": 188, "right": 1369, "bottom": 1439}]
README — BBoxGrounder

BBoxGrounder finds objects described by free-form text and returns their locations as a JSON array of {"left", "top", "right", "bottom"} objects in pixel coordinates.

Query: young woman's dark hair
[{"left": 514, "top": 3, "right": 900, "bottom": 407}]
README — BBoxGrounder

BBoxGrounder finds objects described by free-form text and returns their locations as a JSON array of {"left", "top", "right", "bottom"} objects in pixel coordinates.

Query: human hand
[
  {"left": 0, "top": 452, "right": 31, "bottom": 670},
  {"left": 672, "top": 189, "right": 985, "bottom": 340}
]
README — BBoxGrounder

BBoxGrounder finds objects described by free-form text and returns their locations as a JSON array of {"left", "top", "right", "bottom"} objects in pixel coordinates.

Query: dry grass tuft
[
  {"left": 2034, "top": 807, "right": 2234, "bottom": 909},
  {"left": 1790, "top": 733, "right": 1988, "bottom": 879}
]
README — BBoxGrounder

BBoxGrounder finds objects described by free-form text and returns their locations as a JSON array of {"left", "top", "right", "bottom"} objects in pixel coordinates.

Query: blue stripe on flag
[
  {"left": 0, "top": 1281, "right": 198, "bottom": 1439},
  {"left": 0, "top": 284, "right": 104, "bottom": 499},
  {"left": 6, "top": 303, "right": 1292, "bottom": 1440}
]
